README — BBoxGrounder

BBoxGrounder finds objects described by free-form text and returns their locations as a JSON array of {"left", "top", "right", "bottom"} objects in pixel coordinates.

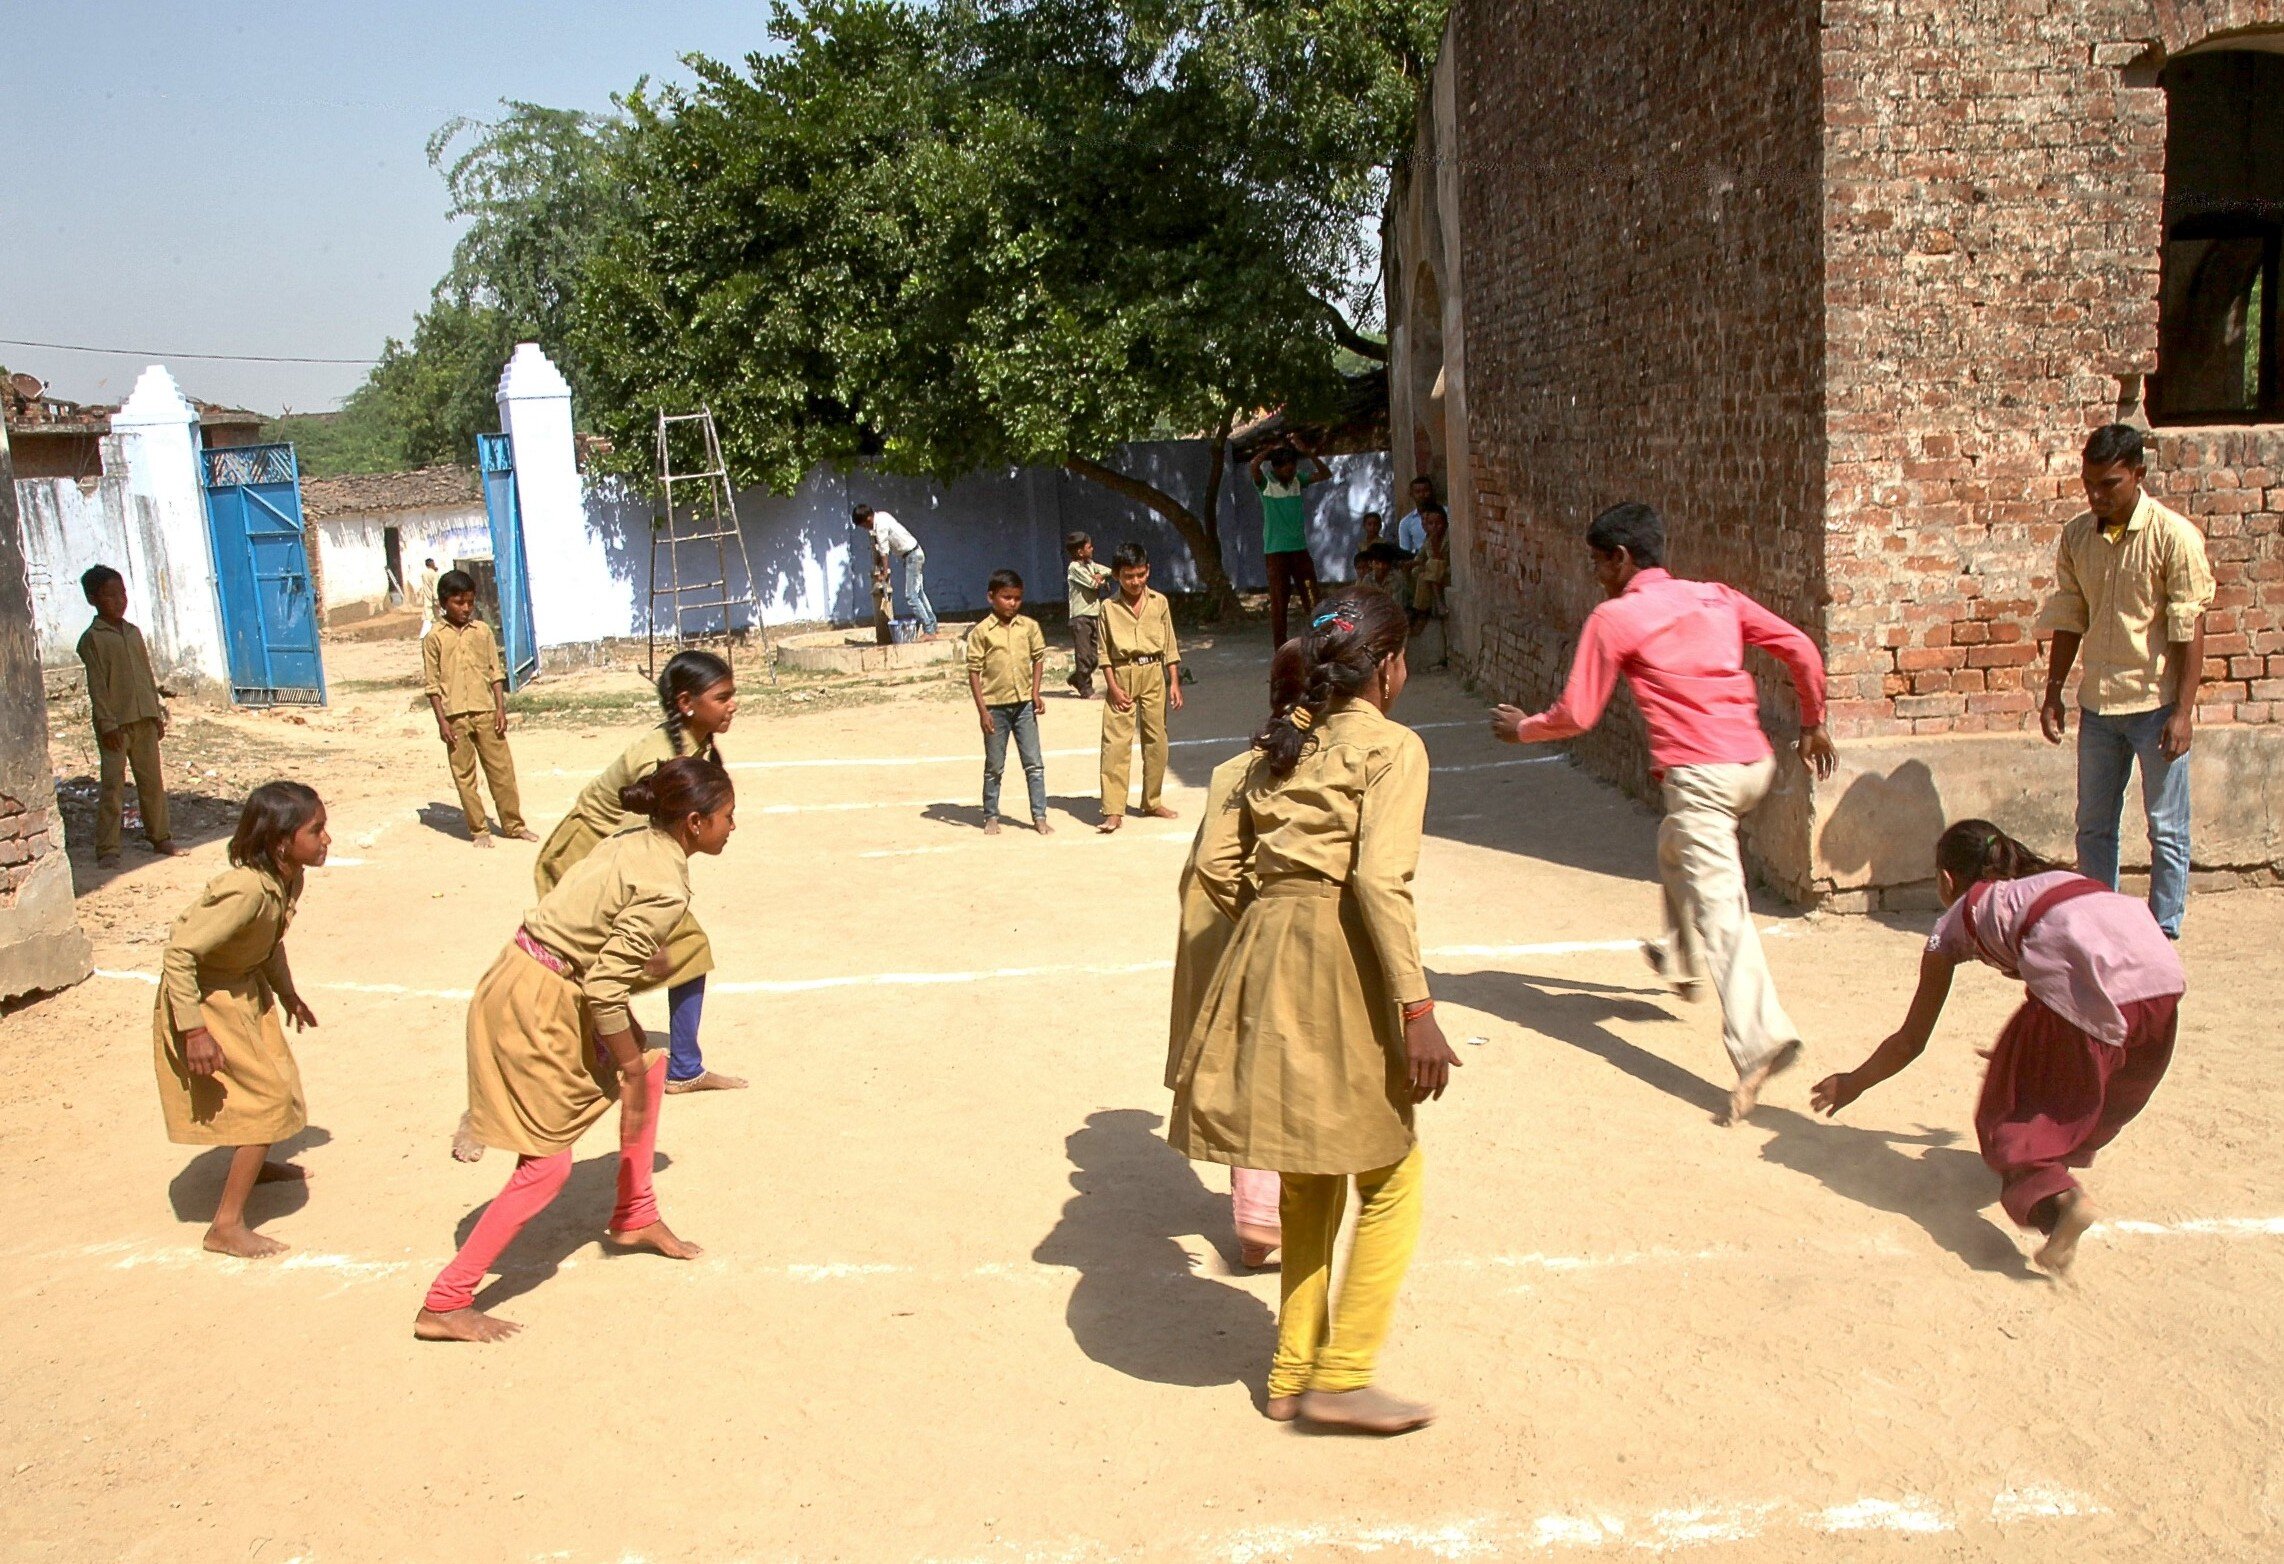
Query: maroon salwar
[{"left": 1974, "top": 993, "right": 2177, "bottom": 1231}]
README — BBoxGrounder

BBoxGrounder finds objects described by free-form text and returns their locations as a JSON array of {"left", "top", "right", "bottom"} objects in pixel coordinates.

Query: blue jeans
[
  {"left": 2077, "top": 705, "right": 2192, "bottom": 936},
  {"left": 984, "top": 702, "right": 1047, "bottom": 821},
  {"left": 667, "top": 976, "right": 707, "bottom": 1083},
  {"left": 902, "top": 547, "right": 938, "bottom": 634}
]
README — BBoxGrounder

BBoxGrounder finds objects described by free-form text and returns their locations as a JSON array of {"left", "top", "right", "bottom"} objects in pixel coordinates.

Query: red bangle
[{"left": 1401, "top": 999, "right": 1435, "bottom": 1021}]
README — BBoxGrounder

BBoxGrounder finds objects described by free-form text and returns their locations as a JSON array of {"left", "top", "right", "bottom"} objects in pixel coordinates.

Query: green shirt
[{"left": 1258, "top": 474, "right": 1309, "bottom": 555}]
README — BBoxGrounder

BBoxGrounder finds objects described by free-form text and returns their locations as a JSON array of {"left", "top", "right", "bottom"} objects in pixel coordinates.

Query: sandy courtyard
[{"left": 4, "top": 625, "right": 2281, "bottom": 1562}]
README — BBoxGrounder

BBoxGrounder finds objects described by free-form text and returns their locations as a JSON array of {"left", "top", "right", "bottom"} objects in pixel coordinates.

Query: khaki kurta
[
  {"left": 465, "top": 827, "right": 688, "bottom": 1156},
  {"left": 966, "top": 613, "right": 1047, "bottom": 705},
  {"left": 1168, "top": 704, "right": 1431, "bottom": 1175},
  {"left": 1165, "top": 749, "right": 1261, "bottom": 1090},
  {"left": 422, "top": 618, "right": 506, "bottom": 716},
  {"left": 152, "top": 865, "right": 307, "bottom": 1146},
  {"left": 534, "top": 723, "right": 716, "bottom": 985}
]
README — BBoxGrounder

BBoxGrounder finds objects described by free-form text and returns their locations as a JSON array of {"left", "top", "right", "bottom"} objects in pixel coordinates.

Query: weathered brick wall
[
  {"left": 0, "top": 793, "right": 64, "bottom": 909},
  {"left": 1819, "top": 0, "right": 2284, "bottom": 741},
  {"left": 1450, "top": 0, "right": 1830, "bottom": 812}
]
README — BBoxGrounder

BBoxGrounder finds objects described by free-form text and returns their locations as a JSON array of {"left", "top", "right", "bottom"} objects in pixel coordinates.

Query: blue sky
[{"left": 1, "top": 2, "right": 778, "bottom": 415}]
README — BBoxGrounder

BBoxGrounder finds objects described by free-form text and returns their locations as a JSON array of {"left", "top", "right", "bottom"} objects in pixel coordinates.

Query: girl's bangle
[{"left": 1401, "top": 999, "right": 1435, "bottom": 1021}]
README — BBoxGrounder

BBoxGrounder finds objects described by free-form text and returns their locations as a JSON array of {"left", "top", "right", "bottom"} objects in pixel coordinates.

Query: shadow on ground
[
  {"left": 1755, "top": 1109, "right": 2037, "bottom": 1279},
  {"left": 1032, "top": 1108, "right": 1274, "bottom": 1399},
  {"left": 1430, "top": 966, "right": 1725, "bottom": 1119},
  {"left": 63, "top": 786, "right": 243, "bottom": 894},
  {"left": 450, "top": 1149, "right": 679, "bottom": 1311},
  {"left": 167, "top": 1125, "right": 335, "bottom": 1224}
]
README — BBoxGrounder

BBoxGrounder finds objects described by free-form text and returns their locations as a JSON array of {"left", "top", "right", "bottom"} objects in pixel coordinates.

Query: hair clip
[
  {"left": 1288, "top": 708, "right": 1314, "bottom": 732},
  {"left": 1311, "top": 609, "right": 1355, "bottom": 634}
]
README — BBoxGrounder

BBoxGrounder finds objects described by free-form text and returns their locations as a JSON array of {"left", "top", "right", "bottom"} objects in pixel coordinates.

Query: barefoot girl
[
  {"left": 153, "top": 781, "right": 329, "bottom": 1258},
  {"left": 1168, "top": 591, "right": 1461, "bottom": 1433},
  {"left": 1168, "top": 638, "right": 1308, "bottom": 1271},
  {"left": 529, "top": 650, "right": 742, "bottom": 1099},
  {"left": 418, "top": 757, "right": 734, "bottom": 1342},
  {"left": 1811, "top": 820, "right": 2185, "bottom": 1279}
]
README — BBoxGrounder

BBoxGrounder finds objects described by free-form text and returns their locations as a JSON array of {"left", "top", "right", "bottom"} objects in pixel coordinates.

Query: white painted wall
[
  {"left": 317, "top": 504, "right": 490, "bottom": 622},
  {"left": 16, "top": 475, "right": 130, "bottom": 664},
  {"left": 109, "top": 367, "right": 227, "bottom": 685},
  {"left": 498, "top": 343, "right": 625, "bottom": 648}
]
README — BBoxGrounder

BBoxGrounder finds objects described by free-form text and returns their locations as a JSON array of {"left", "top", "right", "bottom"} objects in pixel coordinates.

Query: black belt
[{"left": 1115, "top": 652, "right": 1164, "bottom": 665}]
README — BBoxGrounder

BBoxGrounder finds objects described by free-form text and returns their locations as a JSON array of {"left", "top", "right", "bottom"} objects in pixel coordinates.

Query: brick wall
[
  {"left": 0, "top": 793, "right": 64, "bottom": 908},
  {"left": 1450, "top": 0, "right": 1830, "bottom": 807}
]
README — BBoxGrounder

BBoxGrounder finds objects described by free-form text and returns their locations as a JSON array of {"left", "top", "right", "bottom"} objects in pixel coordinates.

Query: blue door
[
  {"left": 478, "top": 433, "right": 538, "bottom": 691},
  {"left": 199, "top": 442, "right": 326, "bottom": 706}
]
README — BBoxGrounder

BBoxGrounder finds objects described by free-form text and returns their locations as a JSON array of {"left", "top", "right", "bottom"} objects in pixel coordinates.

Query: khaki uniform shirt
[
  {"left": 77, "top": 617, "right": 164, "bottom": 735},
  {"left": 2037, "top": 492, "right": 2216, "bottom": 715},
  {"left": 563, "top": 725, "right": 715, "bottom": 842},
  {"left": 966, "top": 613, "right": 1046, "bottom": 705},
  {"left": 1098, "top": 589, "right": 1181, "bottom": 667},
  {"left": 522, "top": 826, "right": 693, "bottom": 1035},
  {"left": 161, "top": 865, "right": 301, "bottom": 1031},
  {"left": 1067, "top": 560, "right": 1111, "bottom": 619},
  {"left": 422, "top": 619, "right": 506, "bottom": 716}
]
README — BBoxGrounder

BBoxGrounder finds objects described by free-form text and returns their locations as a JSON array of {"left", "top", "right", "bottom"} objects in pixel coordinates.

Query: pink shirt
[
  {"left": 1927, "top": 871, "right": 2185, "bottom": 1046},
  {"left": 1510, "top": 569, "right": 1828, "bottom": 776}
]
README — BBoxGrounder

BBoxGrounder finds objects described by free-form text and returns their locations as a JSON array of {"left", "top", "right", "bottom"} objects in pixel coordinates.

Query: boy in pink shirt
[{"left": 1491, "top": 502, "right": 1836, "bottom": 1124}]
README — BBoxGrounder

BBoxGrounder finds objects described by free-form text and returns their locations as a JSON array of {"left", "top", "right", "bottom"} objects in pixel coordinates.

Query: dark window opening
[{"left": 2152, "top": 49, "right": 2284, "bottom": 424}]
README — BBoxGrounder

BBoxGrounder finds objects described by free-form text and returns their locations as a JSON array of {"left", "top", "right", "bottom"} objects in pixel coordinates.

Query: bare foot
[
  {"left": 1239, "top": 1240, "right": 1280, "bottom": 1269},
  {"left": 1033, "top": 818, "right": 1054, "bottom": 836},
  {"left": 604, "top": 1220, "right": 705, "bottom": 1259},
  {"left": 151, "top": 840, "right": 183, "bottom": 858},
  {"left": 664, "top": 1071, "right": 748, "bottom": 1094},
  {"left": 1265, "top": 1395, "right": 1303, "bottom": 1423},
  {"left": 414, "top": 1306, "right": 523, "bottom": 1343},
  {"left": 1641, "top": 940, "right": 1705, "bottom": 1003},
  {"left": 451, "top": 1111, "right": 487, "bottom": 1163},
  {"left": 256, "top": 1161, "right": 308, "bottom": 1184},
  {"left": 471, "top": 835, "right": 496, "bottom": 850},
  {"left": 2034, "top": 1190, "right": 2101, "bottom": 1280},
  {"left": 96, "top": 851, "right": 121, "bottom": 867},
  {"left": 1296, "top": 1386, "right": 1435, "bottom": 1435},
  {"left": 1143, "top": 805, "right": 1179, "bottom": 820},
  {"left": 1098, "top": 816, "right": 1124, "bottom": 834},
  {"left": 203, "top": 1223, "right": 288, "bottom": 1259},
  {"left": 983, "top": 817, "right": 1002, "bottom": 836},
  {"left": 504, "top": 827, "right": 539, "bottom": 842},
  {"left": 1724, "top": 1039, "right": 1802, "bottom": 1126}
]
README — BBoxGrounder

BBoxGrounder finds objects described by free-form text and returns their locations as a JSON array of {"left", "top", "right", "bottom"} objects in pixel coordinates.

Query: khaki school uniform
[
  {"left": 77, "top": 616, "right": 171, "bottom": 853},
  {"left": 1098, "top": 588, "right": 1180, "bottom": 817},
  {"left": 464, "top": 828, "right": 685, "bottom": 1157},
  {"left": 534, "top": 723, "right": 716, "bottom": 986},
  {"left": 1165, "top": 749, "right": 1261, "bottom": 1089},
  {"left": 152, "top": 865, "right": 306, "bottom": 1146},
  {"left": 966, "top": 613, "right": 1046, "bottom": 705},
  {"left": 422, "top": 618, "right": 527, "bottom": 839}
]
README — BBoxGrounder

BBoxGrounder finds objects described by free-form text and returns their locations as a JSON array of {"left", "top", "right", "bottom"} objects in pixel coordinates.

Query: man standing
[
  {"left": 1249, "top": 437, "right": 1328, "bottom": 645},
  {"left": 2037, "top": 424, "right": 2215, "bottom": 939},
  {"left": 1394, "top": 474, "right": 1436, "bottom": 556},
  {"left": 416, "top": 557, "right": 441, "bottom": 627},
  {"left": 1491, "top": 502, "right": 1836, "bottom": 1126},
  {"left": 852, "top": 504, "right": 937, "bottom": 636}
]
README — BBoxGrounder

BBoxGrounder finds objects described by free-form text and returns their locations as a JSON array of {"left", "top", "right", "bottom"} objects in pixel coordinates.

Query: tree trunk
[{"left": 1064, "top": 453, "right": 1241, "bottom": 619}]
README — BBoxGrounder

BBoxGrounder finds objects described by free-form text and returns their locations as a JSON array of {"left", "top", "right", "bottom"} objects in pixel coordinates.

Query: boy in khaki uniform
[
  {"left": 422, "top": 569, "right": 534, "bottom": 849},
  {"left": 967, "top": 568, "right": 1052, "bottom": 835},
  {"left": 1097, "top": 542, "right": 1184, "bottom": 833},
  {"left": 76, "top": 565, "right": 178, "bottom": 862}
]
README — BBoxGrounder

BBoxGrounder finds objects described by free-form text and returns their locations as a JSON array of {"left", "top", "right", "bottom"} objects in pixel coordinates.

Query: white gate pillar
[
  {"left": 108, "top": 366, "right": 226, "bottom": 685},
  {"left": 497, "top": 343, "right": 623, "bottom": 648}
]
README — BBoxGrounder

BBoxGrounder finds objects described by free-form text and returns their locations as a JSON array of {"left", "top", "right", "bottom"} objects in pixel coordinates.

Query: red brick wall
[{"left": 1450, "top": 0, "right": 1830, "bottom": 801}]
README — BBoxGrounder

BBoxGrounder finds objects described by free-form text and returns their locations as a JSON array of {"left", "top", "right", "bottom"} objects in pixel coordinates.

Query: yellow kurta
[
  {"left": 1168, "top": 704, "right": 1431, "bottom": 1175},
  {"left": 1165, "top": 749, "right": 1261, "bottom": 1090},
  {"left": 534, "top": 723, "right": 715, "bottom": 985},
  {"left": 465, "top": 827, "right": 688, "bottom": 1156},
  {"left": 152, "top": 865, "right": 307, "bottom": 1146}
]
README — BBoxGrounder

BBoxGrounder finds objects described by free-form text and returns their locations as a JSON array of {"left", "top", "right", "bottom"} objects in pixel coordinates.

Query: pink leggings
[{"left": 423, "top": 1058, "right": 666, "bottom": 1313}]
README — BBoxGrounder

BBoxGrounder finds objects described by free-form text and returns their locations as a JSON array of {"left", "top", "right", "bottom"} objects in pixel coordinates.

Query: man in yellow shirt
[
  {"left": 422, "top": 569, "right": 535, "bottom": 850},
  {"left": 1097, "top": 542, "right": 1184, "bottom": 832},
  {"left": 965, "top": 568, "right": 1050, "bottom": 835},
  {"left": 2037, "top": 424, "right": 2215, "bottom": 937},
  {"left": 76, "top": 565, "right": 178, "bottom": 863}
]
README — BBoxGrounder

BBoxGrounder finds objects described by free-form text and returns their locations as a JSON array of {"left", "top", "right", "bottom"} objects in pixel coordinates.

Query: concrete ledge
[
  {"left": 0, "top": 855, "right": 93, "bottom": 1003},
  {"left": 774, "top": 628, "right": 964, "bottom": 676}
]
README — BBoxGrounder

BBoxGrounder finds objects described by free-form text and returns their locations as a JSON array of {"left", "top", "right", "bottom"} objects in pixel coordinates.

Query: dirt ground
[{"left": 5, "top": 622, "right": 2281, "bottom": 1563}]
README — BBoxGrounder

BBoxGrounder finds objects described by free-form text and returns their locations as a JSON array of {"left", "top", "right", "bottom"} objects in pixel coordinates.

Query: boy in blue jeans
[{"left": 968, "top": 569, "right": 1052, "bottom": 835}]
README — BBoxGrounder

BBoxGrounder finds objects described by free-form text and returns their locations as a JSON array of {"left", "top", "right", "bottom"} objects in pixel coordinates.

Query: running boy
[
  {"left": 423, "top": 570, "right": 534, "bottom": 850},
  {"left": 76, "top": 565, "right": 178, "bottom": 863},
  {"left": 1065, "top": 532, "right": 1113, "bottom": 698},
  {"left": 1812, "top": 820, "right": 2185, "bottom": 1279},
  {"left": 1097, "top": 543, "right": 1184, "bottom": 833},
  {"left": 968, "top": 569, "right": 1051, "bottom": 836}
]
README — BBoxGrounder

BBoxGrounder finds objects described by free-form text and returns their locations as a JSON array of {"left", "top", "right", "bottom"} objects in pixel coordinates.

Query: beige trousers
[
  {"left": 96, "top": 717, "right": 170, "bottom": 854},
  {"left": 1099, "top": 662, "right": 1168, "bottom": 817},
  {"left": 1657, "top": 756, "right": 1799, "bottom": 1079},
  {"left": 445, "top": 712, "right": 526, "bottom": 838}
]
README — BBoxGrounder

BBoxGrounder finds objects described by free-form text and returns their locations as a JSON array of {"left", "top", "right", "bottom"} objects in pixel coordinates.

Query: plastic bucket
[{"left": 887, "top": 618, "right": 920, "bottom": 644}]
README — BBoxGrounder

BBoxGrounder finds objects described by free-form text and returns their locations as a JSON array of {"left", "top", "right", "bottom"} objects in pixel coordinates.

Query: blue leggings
[{"left": 667, "top": 977, "right": 707, "bottom": 1083}]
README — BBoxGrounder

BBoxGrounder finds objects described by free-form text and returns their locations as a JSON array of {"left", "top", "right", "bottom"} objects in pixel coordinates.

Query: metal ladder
[{"left": 648, "top": 407, "right": 773, "bottom": 680}]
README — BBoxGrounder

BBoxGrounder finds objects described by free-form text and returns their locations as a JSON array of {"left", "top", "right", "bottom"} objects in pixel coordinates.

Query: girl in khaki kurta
[
  {"left": 153, "top": 781, "right": 331, "bottom": 1259},
  {"left": 1167, "top": 590, "right": 1458, "bottom": 1434},
  {"left": 419, "top": 757, "right": 737, "bottom": 1344}
]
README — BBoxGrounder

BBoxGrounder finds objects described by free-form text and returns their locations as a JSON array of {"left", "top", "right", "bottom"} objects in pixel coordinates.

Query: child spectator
[
  {"left": 1353, "top": 541, "right": 1410, "bottom": 592},
  {"left": 1097, "top": 543, "right": 1184, "bottom": 833},
  {"left": 1064, "top": 532, "right": 1113, "bottom": 699},
  {"left": 422, "top": 570, "right": 535, "bottom": 850},
  {"left": 76, "top": 565, "right": 178, "bottom": 863},
  {"left": 967, "top": 569, "right": 1051, "bottom": 836},
  {"left": 1410, "top": 505, "right": 1451, "bottom": 667},
  {"left": 1359, "top": 510, "right": 1386, "bottom": 548}
]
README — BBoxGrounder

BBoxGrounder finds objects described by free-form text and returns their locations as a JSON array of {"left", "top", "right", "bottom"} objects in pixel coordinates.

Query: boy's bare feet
[
  {"left": 1034, "top": 818, "right": 1054, "bottom": 835},
  {"left": 203, "top": 1223, "right": 288, "bottom": 1259},
  {"left": 1724, "top": 1039, "right": 1802, "bottom": 1126},
  {"left": 664, "top": 1070, "right": 748, "bottom": 1094},
  {"left": 1265, "top": 1395, "right": 1302, "bottom": 1423},
  {"left": 151, "top": 840, "right": 182, "bottom": 858},
  {"left": 97, "top": 851, "right": 121, "bottom": 866},
  {"left": 415, "top": 1306, "right": 522, "bottom": 1343},
  {"left": 1641, "top": 940, "right": 1704, "bottom": 1003},
  {"left": 1098, "top": 816, "right": 1124, "bottom": 834},
  {"left": 2034, "top": 1189, "right": 2101, "bottom": 1280},
  {"left": 604, "top": 1220, "right": 705, "bottom": 1259},
  {"left": 451, "top": 1111, "right": 487, "bottom": 1163},
  {"left": 471, "top": 834, "right": 495, "bottom": 850},
  {"left": 1144, "top": 804, "right": 1179, "bottom": 820},
  {"left": 983, "top": 817, "right": 1002, "bottom": 836},
  {"left": 505, "top": 826, "right": 539, "bottom": 842},
  {"left": 256, "top": 1161, "right": 308, "bottom": 1184},
  {"left": 1296, "top": 1387, "right": 1435, "bottom": 1434}
]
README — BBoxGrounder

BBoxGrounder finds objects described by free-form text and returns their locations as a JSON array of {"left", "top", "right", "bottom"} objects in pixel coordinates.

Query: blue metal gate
[
  {"left": 477, "top": 433, "right": 539, "bottom": 691},
  {"left": 199, "top": 442, "right": 326, "bottom": 706}
]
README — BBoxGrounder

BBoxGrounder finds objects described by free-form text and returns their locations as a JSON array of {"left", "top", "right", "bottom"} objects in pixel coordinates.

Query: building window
[{"left": 2152, "top": 49, "right": 2283, "bottom": 424}]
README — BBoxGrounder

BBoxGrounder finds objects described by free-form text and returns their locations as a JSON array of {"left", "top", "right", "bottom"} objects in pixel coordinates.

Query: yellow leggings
[{"left": 1268, "top": 1145, "right": 1423, "bottom": 1398}]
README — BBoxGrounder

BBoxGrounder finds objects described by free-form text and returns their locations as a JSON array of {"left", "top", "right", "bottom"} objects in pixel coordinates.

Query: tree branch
[
  {"left": 1064, "top": 453, "right": 1238, "bottom": 617},
  {"left": 1316, "top": 298, "right": 1389, "bottom": 362}
]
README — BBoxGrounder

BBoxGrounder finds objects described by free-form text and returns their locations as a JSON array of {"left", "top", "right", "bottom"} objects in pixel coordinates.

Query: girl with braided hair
[
  {"left": 1168, "top": 590, "right": 1460, "bottom": 1433},
  {"left": 1812, "top": 819, "right": 2185, "bottom": 1279}
]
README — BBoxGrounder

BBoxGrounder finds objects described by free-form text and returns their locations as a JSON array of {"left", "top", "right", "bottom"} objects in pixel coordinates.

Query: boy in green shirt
[{"left": 1250, "top": 436, "right": 1329, "bottom": 644}]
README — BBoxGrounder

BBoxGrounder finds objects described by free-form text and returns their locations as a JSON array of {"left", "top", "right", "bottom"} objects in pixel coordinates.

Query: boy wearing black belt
[{"left": 1097, "top": 543, "right": 1184, "bottom": 833}]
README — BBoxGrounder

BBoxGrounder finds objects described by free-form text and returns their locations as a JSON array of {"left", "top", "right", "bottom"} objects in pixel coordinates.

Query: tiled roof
[{"left": 301, "top": 465, "right": 483, "bottom": 520}]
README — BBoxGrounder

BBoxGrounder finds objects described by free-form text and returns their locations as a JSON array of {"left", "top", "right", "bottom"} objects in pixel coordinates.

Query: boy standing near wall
[
  {"left": 1097, "top": 543, "right": 1184, "bottom": 833},
  {"left": 76, "top": 565, "right": 178, "bottom": 864},
  {"left": 1065, "top": 531, "right": 1112, "bottom": 698},
  {"left": 423, "top": 569, "right": 535, "bottom": 850},
  {"left": 967, "top": 569, "right": 1052, "bottom": 836}
]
